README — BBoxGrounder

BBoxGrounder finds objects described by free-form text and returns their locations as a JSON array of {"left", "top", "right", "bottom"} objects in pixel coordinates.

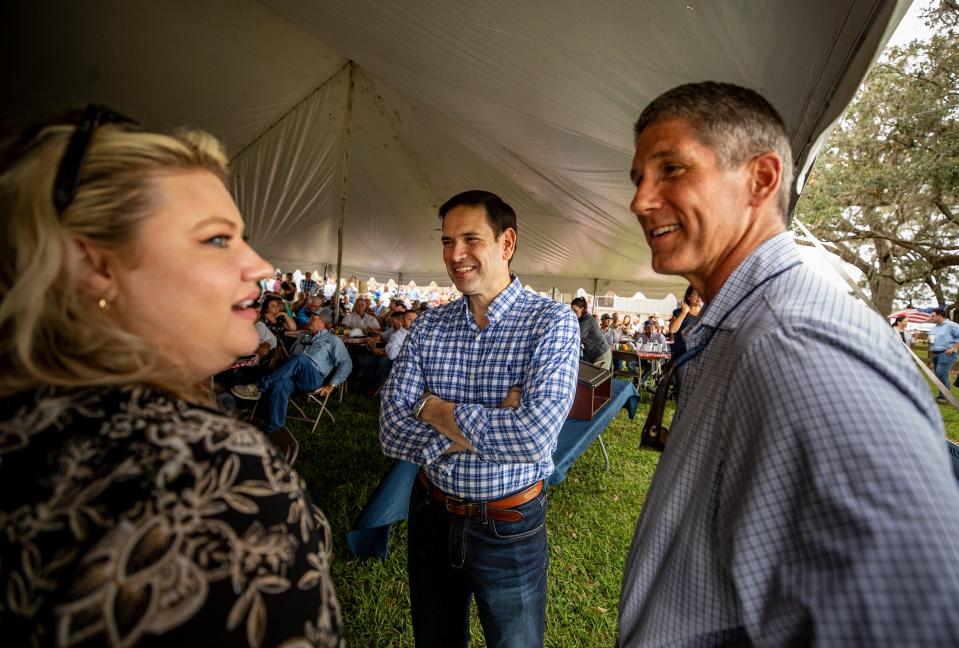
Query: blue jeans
[
  {"left": 257, "top": 354, "right": 324, "bottom": 433},
  {"left": 407, "top": 478, "right": 548, "bottom": 648},
  {"left": 932, "top": 351, "right": 957, "bottom": 398},
  {"left": 356, "top": 353, "right": 392, "bottom": 387}
]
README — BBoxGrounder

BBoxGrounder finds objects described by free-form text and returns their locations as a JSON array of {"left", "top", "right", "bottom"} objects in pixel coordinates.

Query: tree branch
[
  {"left": 829, "top": 241, "right": 875, "bottom": 277},
  {"left": 937, "top": 200, "right": 959, "bottom": 227}
]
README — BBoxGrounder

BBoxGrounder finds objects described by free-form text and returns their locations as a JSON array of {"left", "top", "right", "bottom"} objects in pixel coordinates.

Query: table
[
  {"left": 613, "top": 349, "right": 670, "bottom": 388},
  {"left": 346, "top": 379, "right": 640, "bottom": 559},
  {"left": 338, "top": 335, "right": 376, "bottom": 347}
]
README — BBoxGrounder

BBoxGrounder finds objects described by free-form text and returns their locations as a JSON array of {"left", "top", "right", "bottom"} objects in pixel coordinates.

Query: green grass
[
  {"left": 928, "top": 378, "right": 959, "bottom": 444},
  {"left": 271, "top": 379, "right": 954, "bottom": 647}
]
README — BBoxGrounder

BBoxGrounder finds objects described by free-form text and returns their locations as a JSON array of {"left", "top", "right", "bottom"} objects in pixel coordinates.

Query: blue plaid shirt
[
  {"left": 380, "top": 277, "right": 579, "bottom": 500},
  {"left": 299, "top": 278, "right": 319, "bottom": 296}
]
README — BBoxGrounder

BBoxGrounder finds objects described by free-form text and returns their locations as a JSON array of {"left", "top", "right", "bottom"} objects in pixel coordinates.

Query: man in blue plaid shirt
[
  {"left": 298, "top": 271, "right": 318, "bottom": 297},
  {"left": 380, "top": 190, "right": 579, "bottom": 647}
]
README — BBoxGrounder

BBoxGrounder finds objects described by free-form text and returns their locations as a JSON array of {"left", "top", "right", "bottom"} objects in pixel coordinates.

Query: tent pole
[
  {"left": 592, "top": 278, "right": 599, "bottom": 314},
  {"left": 332, "top": 61, "right": 356, "bottom": 324}
]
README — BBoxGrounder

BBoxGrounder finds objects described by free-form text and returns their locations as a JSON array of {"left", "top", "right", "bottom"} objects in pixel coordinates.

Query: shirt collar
[
  {"left": 691, "top": 232, "right": 801, "bottom": 337},
  {"left": 305, "top": 329, "right": 330, "bottom": 342},
  {"left": 460, "top": 275, "right": 523, "bottom": 328}
]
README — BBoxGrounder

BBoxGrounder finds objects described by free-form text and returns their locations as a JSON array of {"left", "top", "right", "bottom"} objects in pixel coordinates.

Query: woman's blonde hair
[{"left": 0, "top": 114, "right": 229, "bottom": 401}]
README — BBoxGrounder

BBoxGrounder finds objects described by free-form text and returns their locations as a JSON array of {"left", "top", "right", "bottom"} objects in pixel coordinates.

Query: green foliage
[{"left": 796, "top": 2, "right": 959, "bottom": 313}]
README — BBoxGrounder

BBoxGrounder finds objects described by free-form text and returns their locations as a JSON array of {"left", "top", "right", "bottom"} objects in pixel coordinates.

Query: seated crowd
[{"left": 215, "top": 274, "right": 435, "bottom": 460}]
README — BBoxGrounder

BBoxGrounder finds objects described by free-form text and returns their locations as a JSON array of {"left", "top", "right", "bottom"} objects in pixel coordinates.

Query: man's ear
[
  {"left": 72, "top": 236, "right": 118, "bottom": 301},
  {"left": 747, "top": 151, "right": 782, "bottom": 209},
  {"left": 501, "top": 227, "right": 517, "bottom": 262}
]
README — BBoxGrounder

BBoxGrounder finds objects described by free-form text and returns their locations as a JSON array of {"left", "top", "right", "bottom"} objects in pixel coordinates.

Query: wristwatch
[{"left": 412, "top": 392, "right": 435, "bottom": 420}]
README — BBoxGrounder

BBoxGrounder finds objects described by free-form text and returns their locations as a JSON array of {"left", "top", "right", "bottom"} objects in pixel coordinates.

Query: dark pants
[{"left": 407, "top": 478, "right": 548, "bottom": 648}]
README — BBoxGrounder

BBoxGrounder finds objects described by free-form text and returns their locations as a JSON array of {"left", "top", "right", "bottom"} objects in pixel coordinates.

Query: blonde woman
[{"left": 0, "top": 106, "right": 343, "bottom": 646}]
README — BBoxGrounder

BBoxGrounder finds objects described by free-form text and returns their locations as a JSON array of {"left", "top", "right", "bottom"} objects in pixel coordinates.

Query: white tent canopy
[{"left": 2, "top": 0, "right": 910, "bottom": 298}]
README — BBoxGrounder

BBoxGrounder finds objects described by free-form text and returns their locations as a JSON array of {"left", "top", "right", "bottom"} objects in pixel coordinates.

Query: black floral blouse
[
  {"left": 261, "top": 314, "right": 289, "bottom": 341},
  {"left": 0, "top": 385, "right": 344, "bottom": 647}
]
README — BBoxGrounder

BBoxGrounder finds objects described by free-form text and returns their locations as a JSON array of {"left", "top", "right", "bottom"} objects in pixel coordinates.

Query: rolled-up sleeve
[
  {"left": 380, "top": 321, "right": 452, "bottom": 465},
  {"left": 453, "top": 308, "right": 579, "bottom": 463}
]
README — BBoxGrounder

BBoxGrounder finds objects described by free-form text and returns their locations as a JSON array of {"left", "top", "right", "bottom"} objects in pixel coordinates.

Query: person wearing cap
[
  {"left": 928, "top": 307, "right": 959, "bottom": 402},
  {"left": 619, "top": 81, "right": 959, "bottom": 646},
  {"left": 380, "top": 190, "right": 579, "bottom": 647},
  {"left": 571, "top": 296, "right": 612, "bottom": 369},
  {"left": 600, "top": 313, "right": 624, "bottom": 371},
  {"left": 600, "top": 313, "right": 620, "bottom": 349}
]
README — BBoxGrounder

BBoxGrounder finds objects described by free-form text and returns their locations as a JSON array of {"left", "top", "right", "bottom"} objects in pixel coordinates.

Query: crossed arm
[
  {"left": 419, "top": 386, "right": 522, "bottom": 454},
  {"left": 379, "top": 312, "right": 579, "bottom": 466}
]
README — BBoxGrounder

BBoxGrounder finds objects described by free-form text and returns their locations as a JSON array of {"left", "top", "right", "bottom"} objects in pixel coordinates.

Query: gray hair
[{"left": 634, "top": 82, "right": 793, "bottom": 218}]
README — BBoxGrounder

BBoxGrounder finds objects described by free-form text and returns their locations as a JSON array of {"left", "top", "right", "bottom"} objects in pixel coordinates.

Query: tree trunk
[
  {"left": 925, "top": 275, "right": 945, "bottom": 306},
  {"left": 869, "top": 238, "right": 897, "bottom": 315}
]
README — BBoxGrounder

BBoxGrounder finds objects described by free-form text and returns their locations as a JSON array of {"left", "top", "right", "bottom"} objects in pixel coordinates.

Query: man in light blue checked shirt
[
  {"left": 928, "top": 307, "right": 959, "bottom": 402},
  {"left": 380, "top": 190, "right": 579, "bottom": 648},
  {"left": 619, "top": 82, "right": 959, "bottom": 646}
]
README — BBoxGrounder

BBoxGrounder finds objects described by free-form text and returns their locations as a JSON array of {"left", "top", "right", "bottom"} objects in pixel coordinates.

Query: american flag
[{"left": 888, "top": 307, "right": 937, "bottom": 324}]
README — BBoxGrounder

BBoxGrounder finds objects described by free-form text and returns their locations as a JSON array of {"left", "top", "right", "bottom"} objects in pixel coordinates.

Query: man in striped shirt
[{"left": 380, "top": 190, "right": 579, "bottom": 647}]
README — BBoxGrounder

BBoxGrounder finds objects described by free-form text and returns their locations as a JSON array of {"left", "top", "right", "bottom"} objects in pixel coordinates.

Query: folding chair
[{"left": 287, "top": 382, "right": 347, "bottom": 433}]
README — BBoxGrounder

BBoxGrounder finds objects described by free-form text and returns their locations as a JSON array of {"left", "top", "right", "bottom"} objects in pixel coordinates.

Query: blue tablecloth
[
  {"left": 948, "top": 439, "right": 959, "bottom": 481},
  {"left": 347, "top": 379, "right": 640, "bottom": 558}
]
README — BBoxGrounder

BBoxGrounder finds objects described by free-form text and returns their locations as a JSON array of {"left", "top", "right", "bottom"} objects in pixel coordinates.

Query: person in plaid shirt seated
[{"left": 380, "top": 190, "right": 579, "bottom": 647}]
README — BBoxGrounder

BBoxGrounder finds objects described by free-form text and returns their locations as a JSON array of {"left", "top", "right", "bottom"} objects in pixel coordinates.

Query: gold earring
[{"left": 98, "top": 298, "right": 109, "bottom": 310}]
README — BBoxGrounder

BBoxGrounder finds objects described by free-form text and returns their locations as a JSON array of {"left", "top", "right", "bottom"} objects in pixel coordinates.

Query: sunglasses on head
[{"left": 52, "top": 104, "right": 138, "bottom": 215}]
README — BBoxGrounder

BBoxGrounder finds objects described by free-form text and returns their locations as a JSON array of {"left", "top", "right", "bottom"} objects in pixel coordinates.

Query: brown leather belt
[{"left": 417, "top": 470, "right": 542, "bottom": 522}]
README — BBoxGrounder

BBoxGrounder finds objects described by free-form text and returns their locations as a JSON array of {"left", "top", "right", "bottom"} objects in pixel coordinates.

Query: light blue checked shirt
[
  {"left": 929, "top": 319, "right": 959, "bottom": 352},
  {"left": 291, "top": 330, "right": 352, "bottom": 387},
  {"left": 619, "top": 232, "right": 959, "bottom": 646},
  {"left": 380, "top": 277, "right": 579, "bottom": 500}
]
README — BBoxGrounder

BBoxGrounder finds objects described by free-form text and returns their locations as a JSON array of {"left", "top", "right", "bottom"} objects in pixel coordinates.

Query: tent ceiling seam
[
  {"left": 791, "top": 0, "right": 886, "bottom": 170},
  {"left": 230, "top": 60, "right": 353, "bottom": 163}
]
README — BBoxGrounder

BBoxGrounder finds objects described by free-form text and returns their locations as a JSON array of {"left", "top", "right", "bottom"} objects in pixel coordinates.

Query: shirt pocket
[{"left": 478, "top": 351, "right": 530, "bottom": 405}]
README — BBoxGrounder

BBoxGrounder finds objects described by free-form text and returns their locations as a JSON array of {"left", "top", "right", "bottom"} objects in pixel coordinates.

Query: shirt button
[{"left": 470, "top": 372, "right": 475, "bottom": 381}]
